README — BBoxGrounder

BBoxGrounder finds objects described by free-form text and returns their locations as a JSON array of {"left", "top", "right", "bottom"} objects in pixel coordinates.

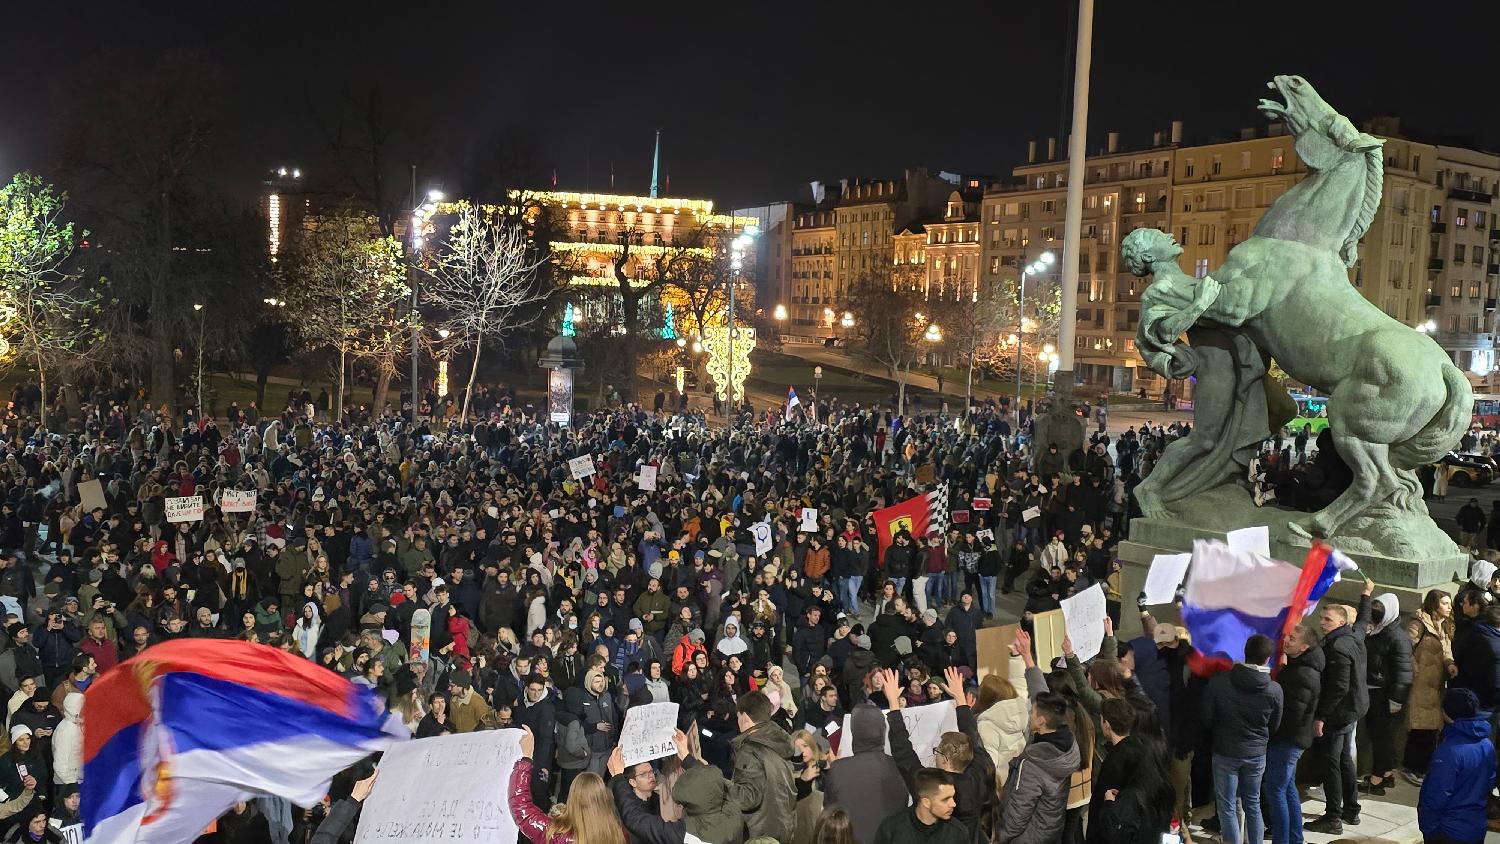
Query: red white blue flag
[{"left": 83, "top": 639, "right": 406, "bottom": 844}]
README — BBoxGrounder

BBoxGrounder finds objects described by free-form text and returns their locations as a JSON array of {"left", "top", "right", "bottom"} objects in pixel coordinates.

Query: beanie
[{"left": 1444, "top": 687, "right": 1481, "bottom": 721}]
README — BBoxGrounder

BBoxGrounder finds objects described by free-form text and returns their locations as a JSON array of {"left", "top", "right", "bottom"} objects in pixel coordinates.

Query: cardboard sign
[
  {"left": 972, "top": 498, "right": 991, "bottom": 511},
  {"left": 165, "top": 495, "right": 204, "bottom": 524},
  {"left": 1032, "top": 609, "right": 1068, "bottom": 667},
  {"left": 354, "top": 729, "right": 523, "bottom": 844},
  {"left": 837, "top": 699, "right": 958, "bottom": 768},
  {"left": 799, "top": 508, "right": 819, "bottom": 532},
  {"left": 221, "top": 489, "right": 258, "bottom": 513},
  {"left": 568, "top": 455, "right": 597, "bottom": 480},
  {"left": 1060, "top": 583, "right": 1107, "bottom": 662},
  {"left": 78, "top": 479, "right": 106, "bottom": 513},
  {"left": 637, "top": 464, "right": 658, "bottom": 492},
  {"left": 618, "top": 702, "right": 680, "bottom": 767},
  {"left": 975, "top": 624, "right": 1020, "bottom": 682}
]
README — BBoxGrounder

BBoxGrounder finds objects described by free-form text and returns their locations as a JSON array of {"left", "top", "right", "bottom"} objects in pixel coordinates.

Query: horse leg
[{"left": 1289, "top": 434, "right": 1399, "bottom": 539}]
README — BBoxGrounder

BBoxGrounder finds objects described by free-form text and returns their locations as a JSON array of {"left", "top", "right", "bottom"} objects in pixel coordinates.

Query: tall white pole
[{"left": 1056, "top": 0, "right": 1093, "bottom": 372}]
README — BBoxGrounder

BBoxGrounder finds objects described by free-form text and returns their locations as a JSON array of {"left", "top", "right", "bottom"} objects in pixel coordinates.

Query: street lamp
[
  {"left": 924, "top": 323, "right": 942, "bottom": 343},
  {"left": 192, "top": 303, "right": 206, "bottom": 416},
  {"left": 1015, "top": 250, "right": 1056, "bottom": 405},
  {"left": 813, "top": 365, "right": 823, "bottom": 403},
  {"left": 409, "top": 187, "right": 443, "bottom": 425},
  {"left": 1416, "top": 320, "right": 1437, "bottom": 333},
  {"left": 773, "top": 303, "right": 787, "bottom": 322}
]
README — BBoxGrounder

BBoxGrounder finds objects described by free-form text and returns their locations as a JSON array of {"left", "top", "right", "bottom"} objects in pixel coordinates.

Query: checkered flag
[{"left": 926, "top": 483, "right": 950, "bottom": 539}]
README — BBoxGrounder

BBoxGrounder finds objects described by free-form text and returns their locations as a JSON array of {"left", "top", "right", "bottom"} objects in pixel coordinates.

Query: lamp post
[
  {"left": 1014, "top": 250, "right": 1056, "bottom": 405},
  {"left": 409, "top": 188, "right": 443, "bottom": 425},
  {"left": 813, "top": 365, "right": 823, "bottom": 403},
  {"left": 193, "top": 303, "right": 205, "bottom": 416}
]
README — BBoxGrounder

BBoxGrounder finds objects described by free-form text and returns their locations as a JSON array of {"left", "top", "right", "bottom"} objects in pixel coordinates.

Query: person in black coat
[
  {"left": 791, "top": 608, "right": 828, "bottom": 679},
  {"left": 1363, "top": 593, "right": 1413, "bottom": 795},
  {"left": 1266, "top": 622, "right": 1323, "bottom": 844},
  {"left": 825, "top": 703, "right": 910, "bottom": 844},
  {"left": 1306, "top": 580, "right": 1373, "bottom": 833}
]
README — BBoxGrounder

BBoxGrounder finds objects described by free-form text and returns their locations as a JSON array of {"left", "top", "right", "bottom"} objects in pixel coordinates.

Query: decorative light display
[
  {"left": 701, "top": 324, "right": 753, "bottom": 404},
  {"left": 662, "top": 303, "right": 676, "bottom": 340},
  {"left": 561, "top": 302, "right": 577, "bottom": 337}
]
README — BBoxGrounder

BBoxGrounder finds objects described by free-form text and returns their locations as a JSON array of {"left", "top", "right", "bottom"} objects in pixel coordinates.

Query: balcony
[
  {"left": 1429, "top": 258, "right": 1446, "bottom": 271},
  {"left": 1430, "top": 220, "right": 1447, "bottom": 234},
  {"left": 1449, "top": 187, "right": 1492, "bottom": 203},
  {"left": 1489, "top": 298, "right": 1498, "bottom": 311},
  {"left": 1427, "top": 293, "right": 1442, "bottom": 307}
]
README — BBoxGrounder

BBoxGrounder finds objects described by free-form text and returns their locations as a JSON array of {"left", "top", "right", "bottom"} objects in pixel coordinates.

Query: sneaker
[
  {"left": 1303, "top": 816, "right": 1342, "bottom": 834},
  {"left": 1400, "top": 769, "right": 1425, "bottom": 786},
  {"left": 1341, "top": 812, "right": 1361, "bottom": 826}
]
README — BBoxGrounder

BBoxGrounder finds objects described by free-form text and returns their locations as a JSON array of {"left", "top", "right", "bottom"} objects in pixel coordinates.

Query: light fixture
[
  {"left": 1040, "top": 251, "right": 1056, "bottom": 264},
  {"left": 691, "top": 340, "right": 702, "bottom": 354},
  {"left": 1043, "top": 343, "right": 1055, "bottom": 355},
  {"left": 841, "top": 312, "right": 854, "bottom": 328},
  {"left": 427, "top": 189, "right": 445, "bottom": 202},
  {"left": 773, "top": 304, "right": 787, "bottom": 321},
  {"left": 925, "top": 324, "right": 942, "bottom": 342},
  {"left": 437, "top": 328, "right": 451, "bottom": 339},
  {"left": 676, "top": 337, "right": 687, "bottom": 348},
  {"left": 193, "top": 303, "right": 204, "bottom": 312}
]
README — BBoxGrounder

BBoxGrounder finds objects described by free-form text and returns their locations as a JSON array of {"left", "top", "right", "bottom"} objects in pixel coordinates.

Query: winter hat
[
  {"left": 628, "top": 618, "right": 644, "bottom": 633},
  {"left": 449, "top": 669, "right": 473, "bottom": 689},
  {"left": 9, "top": 724, "right": 29, "bottom": 742},
  {"left": 5, "top": 623, "right": 23, "bottom": 639},
  {"left": 1444, "top": 687, "right": 1481, "bottom": 721},
  {"left": 689, "top": 628, "right": 706, "bottom": 644},
  {"left": 922, "top": 609, "right": 939, "bottom": 624}
]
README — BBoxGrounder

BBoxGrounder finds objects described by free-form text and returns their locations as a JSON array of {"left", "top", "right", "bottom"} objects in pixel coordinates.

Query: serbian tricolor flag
[
  {"left": 1180, "top": 538, "right": 1303, "bottom": 666},
  {"left": 83, "top": 639, "right": 406, "bottom": 844},
  {"left": 786, "top": 386, "right": 800, "bottom": 421}
]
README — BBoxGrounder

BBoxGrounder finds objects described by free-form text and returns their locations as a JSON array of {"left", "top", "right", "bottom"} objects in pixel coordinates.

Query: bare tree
[
  {"left": 0, "top": 174, "right": 101, "bottom": 430},
  {"left": 425, "top": 203, "right": 549, "bottom": 422},
  {"left": 845, "top": 265, "right": 927, "bottom": 415},
  {"left": 282, "top": 210, "right": 408, "bottom": 421}
]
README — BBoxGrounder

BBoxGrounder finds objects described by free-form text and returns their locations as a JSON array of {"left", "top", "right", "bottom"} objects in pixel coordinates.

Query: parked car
[{"left": 1437, "top": 452, "right": 1495, "bottom": 487}]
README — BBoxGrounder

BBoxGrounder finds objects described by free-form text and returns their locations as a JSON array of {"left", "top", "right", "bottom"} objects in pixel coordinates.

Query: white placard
[
  {"left": 78, "top": 479, "right": 106, "bottom": 513},
  {"left": 165, "top": 495, "right": 204, "bottom": 524},
  {"left": 752, "top": 521, "right": 773, "bottom": 557},
  {"left": 799, "top": 508, "right": 819, "bottom": 532},
  {"left": 221, "top": 489, "right": 258, "bottom": 513},
  {"left": 1022, "top": 506, "right": 1041, "bottom": 523},
  {"left": 568, "top": 455, "right": 597, "bottom": 480},
  {"left": 1226, "top": 526, "right": 1270, "bottom": 558},
  {"left": 637, "top": 465, "right": 658, "bottom": 492},
  {"left": 837, "top": 699, "right": 958, "bottom": 768},
  {"left": 1060, "top": 583, "right": 1107, "bottom": 663},
  {"left": 1142, "top": 553, "right": 1192, "bottom": 605},
  {"left": 354, "top": 729, "right": 522, "bottom": 844},
  {"left": 618, "top": 701, "right": 680, "bottom": 767}
]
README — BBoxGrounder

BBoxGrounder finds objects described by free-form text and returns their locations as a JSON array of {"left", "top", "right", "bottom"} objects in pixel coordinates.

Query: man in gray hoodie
[
  {"left": 997, "top": 691, "right": 1080, "bottom": 844},
  {"left": 1202, "top": 633, "right": 1284, "bottom": 844},
  {"left": 825, "top": 702, "right": 910, "bottom": 844}
]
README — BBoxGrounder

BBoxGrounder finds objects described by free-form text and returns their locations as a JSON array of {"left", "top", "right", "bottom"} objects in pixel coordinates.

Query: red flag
[{"left": 872, "top": 493, "right": 932, "bottom": 562}]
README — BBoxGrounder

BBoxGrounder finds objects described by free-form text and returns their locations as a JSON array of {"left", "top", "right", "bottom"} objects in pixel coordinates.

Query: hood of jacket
[
  {"left": 1472, "top": 559, "right": 1497, "bottom": 589},
  {"left": 1021, "top": 725, "right": 1080, "bottom": 781},
  {"left": 1372, "top": 593, "right": 1401, "bottom": 635},
  {"left": 1230, "top": 663, "right": 1273, "bottom": 693},
  {"left": 849, "top": 703, "right": 887, "bottom": 754},
  {"left": 1447, "top": 714, "right": 1492, "bottom": 742},
  {"left": 978, "top": 695, "right": 1030, "bottom": 739},
  {"left": 62, "top": 692, "right": 83, "bottom": 720},
  {"left": 674, "top": 765, "right": 743, "bottom": 843}
]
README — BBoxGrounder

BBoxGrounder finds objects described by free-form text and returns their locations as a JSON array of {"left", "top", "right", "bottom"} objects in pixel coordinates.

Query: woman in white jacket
[
  {"left": 52, "top": 692, "right": 83, "bottom": 785},
  {"left": 974, "top": 630, "right": 1048, "bottom": 786}
]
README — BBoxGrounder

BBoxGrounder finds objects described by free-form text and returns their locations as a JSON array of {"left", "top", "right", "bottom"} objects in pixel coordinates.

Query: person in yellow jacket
[{"left": 448, "top": 669, "right": 497, "bottom": 733}]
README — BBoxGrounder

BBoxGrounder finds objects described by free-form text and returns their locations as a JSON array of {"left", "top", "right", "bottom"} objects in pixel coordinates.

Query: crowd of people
[{"left": 1, "top": 377, "right": 1499, "bottom": 844}]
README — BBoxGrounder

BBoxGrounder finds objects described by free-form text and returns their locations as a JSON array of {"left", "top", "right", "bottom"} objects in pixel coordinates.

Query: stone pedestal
[{"left": 1113, "top": 485, "right": 1466, "bottom": 638}]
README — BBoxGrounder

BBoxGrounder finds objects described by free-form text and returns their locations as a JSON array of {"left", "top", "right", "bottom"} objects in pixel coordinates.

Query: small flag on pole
[{"left": 786, "top": 386, "right": 801, "bottom": 421}]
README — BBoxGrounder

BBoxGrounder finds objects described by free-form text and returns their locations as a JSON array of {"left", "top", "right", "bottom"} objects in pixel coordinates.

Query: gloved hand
[
  {"left": 1136, "top": 590, "right": 1148, "bottom": 610},
  {"left": 1389, "top": 700, "right": 1403, "bottom": 714}
]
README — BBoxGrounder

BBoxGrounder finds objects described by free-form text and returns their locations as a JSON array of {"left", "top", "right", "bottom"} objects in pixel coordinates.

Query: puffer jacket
[
  {"left": 1273, "top": 645, "right": 1323, "bottom": 749},
  {"left": 509, "top": 758, "right": 572, "bottom": 844},
  {"left": 1418, "top": 715, "right": 1496, "bottom": 843},
  {"left": 676, "top": 760, "right": 747, "bottom": 844},
  {"left": 977, "top": 655, "right": 1045, "bottom": 786},
  {"left": 1202, "top": 664, "right": 1282, "bottom": 758},
  {"left": 728, "top": 721, "right": 798, "bottom": 843},
  {"left": 1317, "top": 596, "right": 1371, "bottom": 728},
  {"left": 1365, "top": 593, "right": 1413, "bottom": 704},
  {"left": 1405, "top": 610, "right": 1454, "bottom": 731},
  {"left": 997, "top": 726, "right": 1082, "bottom": 844},
  {"left": 1452, "top": 621, "right": 1500, "bottom": 711},
  {"left": 825, "top": 704, "right": 909, "bottom": 844},
  {"left": 51, "top": 692, "right": 83, "bottom": 784}
]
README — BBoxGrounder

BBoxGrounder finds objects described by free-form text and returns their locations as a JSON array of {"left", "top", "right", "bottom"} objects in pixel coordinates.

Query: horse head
[{"left": 1256, "top": 75, "right": 1384, "bottom": 266}]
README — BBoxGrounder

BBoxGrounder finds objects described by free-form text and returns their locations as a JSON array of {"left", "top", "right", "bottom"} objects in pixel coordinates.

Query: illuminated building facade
[{"left": 259, "top": 166, "right": 311, "bottom": 262}]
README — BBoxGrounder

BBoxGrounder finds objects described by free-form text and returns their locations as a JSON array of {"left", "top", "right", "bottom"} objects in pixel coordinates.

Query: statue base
[{"left": 1111, "top": 485, "right": 1465, "bottom": 637}]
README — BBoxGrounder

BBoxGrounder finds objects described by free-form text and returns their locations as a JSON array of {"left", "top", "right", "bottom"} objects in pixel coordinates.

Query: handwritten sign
[
  {"left": 637, "top": 465, "right": 658, "bottom": 492},
  {"left": 799, "top": 508, "right": 819, "bottom": 532},
  {"left": 1142, "top": 553, "right": 1191, "bottom": 605},
  {"left": 1021, "top": 506, "right": 1041, "bottom": 523},
  {"left": 618, "top": 702, "right": 680, "bottom": 767},
  {"left": 355, "top": 729, "right": 523, "bottom": 844},
  {"left": 751, "top": 521, "right": 773, "bottom": 557},
  {"left": 837, "top": 699, "right": 958, "bottom": 768},
  {"left": 221, "top": 489, "right": 258, "bottom": 513},
  {"left": 165, "top": 495, "right": 204, "bottom": 524},
  {"left": 1060, "top": 583, "right": 1107, "bottom": 662},
  {"left": 568, "top": 455, "right": 597, "bottom": 480}
]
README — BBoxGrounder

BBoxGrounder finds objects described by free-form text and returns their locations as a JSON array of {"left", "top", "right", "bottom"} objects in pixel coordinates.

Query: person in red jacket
[{"left": 671, "top": 628, "right": 707, "bottom": 677}]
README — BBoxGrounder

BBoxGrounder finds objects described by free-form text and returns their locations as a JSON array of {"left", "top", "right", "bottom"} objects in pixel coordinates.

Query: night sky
[{"left": 2, "top": 2, "right": 1496, "bottom": 210}]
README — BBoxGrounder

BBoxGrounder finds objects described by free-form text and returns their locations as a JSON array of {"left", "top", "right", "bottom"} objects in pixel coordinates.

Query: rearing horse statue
[{"left": 1136, "top": 75, "right": 1472, "bottom": 545}]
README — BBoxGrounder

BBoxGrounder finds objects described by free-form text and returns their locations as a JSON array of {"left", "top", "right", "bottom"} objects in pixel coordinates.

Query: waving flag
[
  {"left": 872, "top": 484, "right": 949, "bottom": 559},
  {"left": 786, "top": 386, "right": 800, "bottom": 421},
  {"left": 84, "top": 639, "right": 406, "bottom": 844},
  {"left": 1181, "top": 539, "right": 1303, "bottom": 664},
  {"left": 1280, "top": 541, "right": 1360, "bottom": 642}
]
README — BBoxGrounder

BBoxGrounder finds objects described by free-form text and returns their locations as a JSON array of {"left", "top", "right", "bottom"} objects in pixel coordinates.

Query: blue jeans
[
  {"left": 925, "top": 574, "right": 945, "bottom": 609},
  {"left": 842, "top": 576, "right": 863, "bottom": 615},
  {"left": 888, "top": 576, "right": 907, "bottom": 595},
  {"left": 980, "top": 576, "right": 998, "bottom": 614},
  {"left": 1263, "top": 742, "right": 1304, "bottom": 844},
  {"left": 1213, "top": 753, "right": 1266, "bottom": 844}
]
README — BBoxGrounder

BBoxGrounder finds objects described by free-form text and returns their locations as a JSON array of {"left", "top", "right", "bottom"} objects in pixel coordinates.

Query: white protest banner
[
  {"left": 751, "top": 521, "right": 773, "bottom": 557},
  {"left": 165, "top": 495, "right": 204, "bottom": 524},
  {"left": 1021, "top": 506, "right": 1041, "bottom": 523},
  {"left": 637, "top": 464, "right": 658, "bottom": 492},
  {"left": 355, "top": 729, "right": 523, "bottom": 844},
  {"left": 1060, "top": 583, "right": 1107, "bottom": 662},
  {"left": 618, "top": 701, "right": 680, "bottom": 767},
  {"left": 77, "top": 479, "right": 106, "bottom": 513},
  {"left": 221, "top": 489, "right": 258, "bottom": 513},
  {"left": 1226, "top": 525, "right": 1270, "bottom": 558},
  {"left": 799, "top": 508, "right": 819, "bottom": 532},
  {"left": 568, "top": 455, "right": 597, "bottom": 480},
  {"left": 1142, "top": 553, "right": 1191, "bottom": 605},
  {"left": 837, "top": 699, "right": 958, "bottom": 768}
]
